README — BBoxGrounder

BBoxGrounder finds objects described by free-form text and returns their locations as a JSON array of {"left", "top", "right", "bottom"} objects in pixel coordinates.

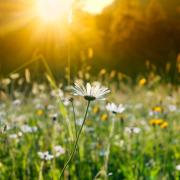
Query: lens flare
[
  {"left": 82, "top": 0, "right": 114, "bottom": 14},
  {"left": 36, "top": 0, "right": 72, "bottom": 24}
]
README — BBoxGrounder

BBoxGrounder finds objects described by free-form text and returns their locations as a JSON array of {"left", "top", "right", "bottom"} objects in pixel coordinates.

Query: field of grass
[{"left": 0, "top": 71, "right": 180, "bottom": 180}]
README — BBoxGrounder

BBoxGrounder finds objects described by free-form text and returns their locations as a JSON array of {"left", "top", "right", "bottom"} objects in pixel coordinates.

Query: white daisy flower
[
  {"left": 125, "top": 127, "right": 141, "bottom": 134},
  {"left": 9, "top": 134, "right": 18, "bottom": 139},
  {"left": 50, "top": 113, "right": 58, "bottom": 122},
  {"left": 53, "top": 145, "right": 65, "bottom": 157},
  {"left": 21, "top": 125, "right": 37, "bottom": 133},
  {"left": 72, "top": 82, "right": 110, "bottom": 101},
  {"left": 38, "top": 151, "right": 54, "bottom": 161},
  {"left": 106, "top": 103, "right": 125, "bottom": 114},
  {"left": 168, "top": 105, "right": 177, "bottom": 112},
  {"left": 12, "top": 99, "right": 21, "bottom": 106},
  {"left": 176, "top": 164, "right": 180, "bottom": 171}
]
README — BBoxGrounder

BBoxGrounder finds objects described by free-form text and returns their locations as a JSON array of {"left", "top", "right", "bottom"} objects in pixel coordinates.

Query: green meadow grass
[{"left": 0, "top": 71, "right": 180, "bottom": 180}]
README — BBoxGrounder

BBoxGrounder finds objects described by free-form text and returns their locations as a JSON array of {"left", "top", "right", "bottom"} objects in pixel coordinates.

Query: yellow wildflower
[
  {"left": 101, "top": 114, "right": 108, "bottom": 121},
  {"left": 149, "top": 119, "right": 164, "bottom": 126},
  {"left": 152, "top": 106, "right": 163, "bottom": 113},
  {"left": 160, "top": 122, "right": 168, "bottom": 129},
  {"left": 99, "top": 69, "right": 107, "bottom": 76},
  {"left": 36, "top": 109, "right": 44, "bottom": 116},
  {"left": 93, "top": 106, "right": 100, "bottom": 114},
  {"left": 139, "top": 78, "right": 146, "bottom": 86},
  {"left": 110, "top": 70, "right": 116, "bottom": 79}
]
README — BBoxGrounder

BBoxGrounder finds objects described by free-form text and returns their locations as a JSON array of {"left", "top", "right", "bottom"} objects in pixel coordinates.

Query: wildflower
[
  {"left": 18, "top": 132, "right": 23, "bottom": 137},
  {"left": 72, "top": 82, "right": 110, "bottom": 101},
  {"left": 12, "top": 99, "right": 21, "bottom": 106},
  {"left": 9, "top": 134, "right": 18, "bottom": 139},
  {"left": 1, "top": 78, "right": 11, "bottom": 85},
  {"left": 168, "top": 105, "right": 177, "bottom": 112},
  {"left": 38, "top": 151, "right": 54, "bottom": 161},
  {"left": 160, "top": 121, "right": 168, "bottom": 129},
  {"left": 110, "top": 70, "right": 116, "bottom": 79},
  {"left": 21, "top": 125, "right": 37, "bottom": 133},
  {"left": 176, "top": 165, "right": 180, "bottom": 171},
  {"left": 10, "top": 73, "right": 20, "bottom": 80},
  {"left": 99, "top": 69, "right": 107, "bottom": 76},
  {"left": 51, "top": 113, "right": 58, "bottom": 122},
  {"left": 149, "top": 119, "right": 164, "bottom": 126},
  {"left": 119, "top": 140, "right": 124, "bottom": 147},
  {"left": 60, "top": 82, "right": 110, "bottom": 179},
  {"left": 152, "top": 106, "right": 163, "bottom": 113},
  {"left": 106, "top": 103, "right": 125, "bottom": 114},
  {"left": 76, "top": 118, "right": 83, "bottom": 126},
  {"left": 18, "top": 78, "right": 24, "bottom": 85},
  {"left": 108, "top": 172, "right": 113, "bottom": 176},
  {"left": 53, "top": 146, "right": 65, "bottom": 157},
  {"left": 139, "top": 78, "right": 146, "bottom": 86},
  {"left": 39, "top": 84, "right": 46, "bottom": 91},
  {"left": 47, "top": 104, "right": 55, "bottom": 110},
  {"left": 93, "top": 106, "right": 100, "bottom": 114},
  {"left": 36, "top": 109, "right": 44, "bottom": 116},
  {"left": 125, "top": 127, "right": 141, "bottom": 134},
  {"left": 63, "top": 98, "right": 71, "bottom": 106},
  {"left": 85, "top": 73, "right": 90, "bottom": 80},
  {"left": 25, "top": 68, "right": 31, "bottom": 83},
  {"left": 133, "top": 127, "right": 141, "bottom": 134},
  {"left": 101, "top": 113, "right": 108, "bottom": 121}
]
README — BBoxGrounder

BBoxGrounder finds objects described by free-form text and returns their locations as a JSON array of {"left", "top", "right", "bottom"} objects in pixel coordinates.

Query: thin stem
[
  {"left": 38, "top": 161, "right": 44, "bottom": 180},
  {"left": 60, "top": 101, "right": 90, "bottom": 179},
  {"left": 71, "top": 101, "right": 77, "bottom": 138},
  {"left": 71, "top": 100, "right": 80, "bottom": 178}
]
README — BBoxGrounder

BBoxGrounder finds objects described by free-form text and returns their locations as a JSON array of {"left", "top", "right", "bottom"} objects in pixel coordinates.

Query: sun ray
[
  {"left": 0, "top": 1, "right": 36, "bottom": 35},
  {"left": 35, "top": 0, "right": 73, "bottom": 24},
  {"left": 82, "top": 0, "right": 114, "bottom": 14}
]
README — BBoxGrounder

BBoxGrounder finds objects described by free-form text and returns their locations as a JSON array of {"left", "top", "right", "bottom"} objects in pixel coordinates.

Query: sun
[
  {"left": 35, "top": 0, "right": 72, "bottom": 24},
  {"left": 82, "top": 0, "right": 114, "bottom": 14}
]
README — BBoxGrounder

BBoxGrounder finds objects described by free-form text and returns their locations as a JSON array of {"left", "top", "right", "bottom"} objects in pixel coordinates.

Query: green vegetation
[{"left": 0, "top": 68, "right": 180, "bottom": 179}]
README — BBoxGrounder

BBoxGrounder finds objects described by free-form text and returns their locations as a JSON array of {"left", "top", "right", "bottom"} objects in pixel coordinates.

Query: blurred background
[{"left": 0, "top": 0, "right": 180, "bottom": 78}]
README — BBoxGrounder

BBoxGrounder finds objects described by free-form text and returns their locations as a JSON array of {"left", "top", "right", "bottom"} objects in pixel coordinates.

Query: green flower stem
[
  {"left": 60, "top": 101, "right": 90, "bottom": 179},
  {"left": 71, "top": 101, "right": 78, "bottom": 138},
  {"left": 38, "top": 161, "right": 44, "bottom": 180},
  {"left": 71, "top": 100, "right": 80, "bottom": 177}
]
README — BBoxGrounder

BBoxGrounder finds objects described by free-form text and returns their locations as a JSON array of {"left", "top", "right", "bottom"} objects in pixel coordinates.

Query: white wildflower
[
  {"left": 72, "top": 82, "right": 110, "bottom": 101},
  {"left": 106, "top": 103, "right": 125, "bottom": 114},
  {"left": 53, "top": 146, "right": 65, "bottom": 157},
  {"left": 21, "top": 125, "right": 37, "bottom": 133},
  {"left": 176, "top": 164, "right": 180, "bottom": 171},
  {"left": 38, "top": 151, "right": 54, "bottom": 161}
]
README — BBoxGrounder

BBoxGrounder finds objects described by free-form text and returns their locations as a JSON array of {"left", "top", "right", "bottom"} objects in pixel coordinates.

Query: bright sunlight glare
[
  {"left": 82, "top": 0, "right": 114, "bottom": 14},
  {"left": 35, "top": 0, "right": 73, "bottom": 24}
]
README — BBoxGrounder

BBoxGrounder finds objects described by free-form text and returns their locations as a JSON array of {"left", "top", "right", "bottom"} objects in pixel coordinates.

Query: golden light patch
[
  {"left": 82, "top": 0, "right": 114, "bottom": 14},
  {"left": 35, "top": 0, "right": 72, "bottom": 24}
]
